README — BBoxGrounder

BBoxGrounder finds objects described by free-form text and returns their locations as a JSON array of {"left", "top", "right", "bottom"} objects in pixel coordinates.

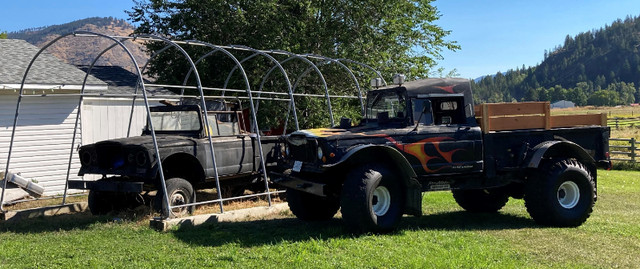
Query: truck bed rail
[{"left": 474, "top": 102, "right": 607, "bottom": 134}]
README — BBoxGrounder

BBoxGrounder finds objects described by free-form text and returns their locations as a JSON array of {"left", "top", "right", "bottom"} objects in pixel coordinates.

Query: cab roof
[
  {"left": 374, "top": 77, "right": 471, "bottom": 98},
  {"left": 371, "top": 77, "right": 473, "bottom": 108}
]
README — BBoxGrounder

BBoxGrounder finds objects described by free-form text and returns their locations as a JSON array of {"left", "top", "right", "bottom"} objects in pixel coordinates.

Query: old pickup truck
[
  {"left": 69, "top": 99, "right": 281, "bottom": 216},
  {"left": 272, "top": 77, "right": 610, "bottom": 232}
]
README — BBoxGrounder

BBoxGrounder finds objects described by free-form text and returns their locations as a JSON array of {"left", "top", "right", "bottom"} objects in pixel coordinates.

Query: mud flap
[{"left": 404, "top": 177, "right": 423, "bottom": 216}]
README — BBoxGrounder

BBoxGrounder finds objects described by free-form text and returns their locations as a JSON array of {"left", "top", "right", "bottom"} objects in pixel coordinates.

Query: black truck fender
[
  {"left": 324, "top": 144, "right": 422, "bottom": 216},
  {"left": 524, "top": 140, "right": 597, "bottom": 178},
  {"left": 157, "top": 152, "right": 206, "bottom": 184}
]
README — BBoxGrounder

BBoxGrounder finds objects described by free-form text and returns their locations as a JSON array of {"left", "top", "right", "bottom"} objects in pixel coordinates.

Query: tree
[
  {"left": 128, "top": 0, "right": 459, "bottom": 81},
  {"left": 128, "top": 0, "right": 460, "bottom": 128},
  {"left": 587, "top": 90, "right": 620, "bottom": 106},
  {"left": 0, "top": 31, "right": 7, "bottom": 39}
]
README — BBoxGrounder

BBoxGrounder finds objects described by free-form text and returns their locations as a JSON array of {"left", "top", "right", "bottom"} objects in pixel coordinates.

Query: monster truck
[
  {"left": 272, "top": 78, "right": 610, "bottom": 232},
  {"left": 68, "top": 99, "right": 281, "bottom": 216}
]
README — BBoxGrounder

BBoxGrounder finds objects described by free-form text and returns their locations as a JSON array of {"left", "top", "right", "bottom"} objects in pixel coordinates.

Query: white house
[{"left": 1, "top": 39, "right": 174, "bottom": 202}]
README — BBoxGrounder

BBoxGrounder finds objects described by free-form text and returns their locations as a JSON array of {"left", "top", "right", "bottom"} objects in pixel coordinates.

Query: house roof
[
  {"left": 0, "top": 39, "right": 106, "bottom": 91},
  {"left": 76, "top": 65, "right": 175, "bottom": 96}
]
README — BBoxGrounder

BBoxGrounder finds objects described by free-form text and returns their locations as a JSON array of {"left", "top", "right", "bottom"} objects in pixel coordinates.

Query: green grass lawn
[{"left": 1, "top": 170, "right": 639, "bottom": 268}]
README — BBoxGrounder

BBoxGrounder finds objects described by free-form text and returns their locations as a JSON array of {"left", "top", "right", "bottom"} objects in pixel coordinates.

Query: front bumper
[
  {"left": 270, "top": 170, "right": 329, "bottom": 197},
  {"left": 67, "top": 180, "right": 144, "bottom": 193}
]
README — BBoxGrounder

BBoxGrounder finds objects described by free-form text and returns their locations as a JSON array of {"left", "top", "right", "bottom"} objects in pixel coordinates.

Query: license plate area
[{"left": 292, "top": 161, "right": 303, "bottom": 172}]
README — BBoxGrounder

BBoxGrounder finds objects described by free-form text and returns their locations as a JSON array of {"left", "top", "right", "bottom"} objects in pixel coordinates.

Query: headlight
[
  {"left": 136, "top": 151, "right": 147, "bottom": 166},
  {"left": 80, "top": 151, "right": 92, "bottom": 166},
  {"left": 317, "top": 146, "right": 323, "bottom": 160}
]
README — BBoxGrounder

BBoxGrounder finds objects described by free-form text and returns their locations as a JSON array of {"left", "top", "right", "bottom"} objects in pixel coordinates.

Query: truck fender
[
  {"left": 325, "top": 144, "right": 422, "bottom": 216},
  {"left": 525, "top": 140, "right": 596, "bottom": 175},
  {"left": 157, "top": 153, "right": 206, "bottom": 184}
]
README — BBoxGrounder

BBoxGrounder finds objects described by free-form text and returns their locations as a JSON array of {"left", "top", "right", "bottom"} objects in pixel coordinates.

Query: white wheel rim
[
  {"left": 170, "top": 191, "right": 187, "bottom": 214},
  {"left": 557, "top": 181, "right": 580, "bottom": 209},
  {"left": 372, "top": 186, "right": 391, "bottom": 216}
]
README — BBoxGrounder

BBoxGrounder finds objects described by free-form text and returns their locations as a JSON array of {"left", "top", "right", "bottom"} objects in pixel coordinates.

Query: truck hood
[
  {"left": 93, "top": 135, "right": 198, "bottom": 149},
  {"left": 290, "top": 126, "right": 405, "bottom": 141}
]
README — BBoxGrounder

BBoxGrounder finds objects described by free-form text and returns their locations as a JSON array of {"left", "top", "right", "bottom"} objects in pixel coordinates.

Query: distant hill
[
  {"left": 472, "top": 15, "right": 640, "bottom": 106},
  {"left": 7, "top": 17, "right": 148, "bottom": 71}
]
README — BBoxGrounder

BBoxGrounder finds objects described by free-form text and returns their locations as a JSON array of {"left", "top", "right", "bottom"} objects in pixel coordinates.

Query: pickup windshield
[
  {"left": 365, "top": 90, "right": 407, "bottom": 121},
  {"left": 149, "top": 110, "right": 201, "bottom": 131}
]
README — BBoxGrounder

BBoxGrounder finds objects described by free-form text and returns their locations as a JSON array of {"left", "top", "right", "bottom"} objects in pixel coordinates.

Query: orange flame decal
[
  {"left": 383, "top": 136, "right": 462, "bottom": 173},
  {"left": 435, "top": 85, "right": 456, "bottom": 93}
]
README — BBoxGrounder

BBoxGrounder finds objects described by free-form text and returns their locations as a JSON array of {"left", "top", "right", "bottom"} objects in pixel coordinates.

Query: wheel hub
[
  {"left": 557, "top": 181, "right": 580, "bottom": 209},
  {"left": 170, "top": 191, "right": 188, "bottom": 215},
  {"left": 372, "top": 186, "right": 391, "bottom": 216}
]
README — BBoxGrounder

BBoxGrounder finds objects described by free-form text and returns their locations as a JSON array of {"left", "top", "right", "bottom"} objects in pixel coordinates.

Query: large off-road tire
[
  {"left": 87, "top": 190, "right": 113, "bottom": 215},
  {"left": 154, "top": 177, "right": 195, "bottom": 217},
  {"left": 87, "top": 179, "right": 143, "bottom": 215},
  {"left": 286, "top": 188, "right": 340, "bottom": 221},
  {"left": 452, "top": 188, "right": 510, "bottom": 213},
  {"left": 524, "top": 159, "right": 595, "bottom": 227},
  {"left": 340, "top": 164, "right": 405, "bottom": 233}
]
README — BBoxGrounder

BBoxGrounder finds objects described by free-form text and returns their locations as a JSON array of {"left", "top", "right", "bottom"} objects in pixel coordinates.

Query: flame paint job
[
  {"left": 291, "top": 127, "right": 468, "bottom": 174},
  {"left": 434, "top": 85, "right": 456, "bottom": 93},
  {"left": 381, "top": 136, "right": 464, "bottom": 173}
]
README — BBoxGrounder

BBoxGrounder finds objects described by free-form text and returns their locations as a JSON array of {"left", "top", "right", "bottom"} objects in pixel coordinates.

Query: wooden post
[
  {"left": 631, "top": 138, "right": 636, "bottom": 162},
  {"left": 482, "top": 103, "right": 490, "bottom": 134},
  {"left": 544, "top": 102, "right": 551, "bottom": 130},
  {"left": 600, "top": 113, "right": 607, "bottom": 126}
]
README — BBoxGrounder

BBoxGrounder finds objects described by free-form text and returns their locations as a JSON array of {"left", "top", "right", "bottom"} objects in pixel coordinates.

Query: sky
[
  {"left": 1, "top": 0, "right": 640, "bottom": 79},
  {"left": 434, "top": 0, "right": 640, "bottom": 79}
]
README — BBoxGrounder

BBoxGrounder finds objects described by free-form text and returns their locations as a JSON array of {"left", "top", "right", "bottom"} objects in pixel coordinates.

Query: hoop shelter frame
[{"left": 0, "top": 31, "right": 384, "bottom": 220}]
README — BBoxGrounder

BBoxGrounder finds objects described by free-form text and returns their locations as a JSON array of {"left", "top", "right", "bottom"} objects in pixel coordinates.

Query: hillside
[
  {"left": 472, "top": 15, "right": 640, "bottom": 106},
  {"left": 7, "top": 17, "right": 148, "bottom": 70}
]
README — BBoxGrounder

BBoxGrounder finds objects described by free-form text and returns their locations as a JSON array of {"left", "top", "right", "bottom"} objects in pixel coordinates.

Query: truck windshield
[
  {"left": 365, "top": 90, "right": 407, "bottom": 121},
  {"left": 149, "top": 110, "right": 201, "bottom": 131}
]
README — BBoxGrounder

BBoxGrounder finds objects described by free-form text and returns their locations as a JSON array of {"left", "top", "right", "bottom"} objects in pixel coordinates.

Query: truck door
[
  {"left": 401, "top": 97, "right": 483, "bottom": 176},
  {"left": 203, "top": 111, "right": 254, "bottom": 177}
]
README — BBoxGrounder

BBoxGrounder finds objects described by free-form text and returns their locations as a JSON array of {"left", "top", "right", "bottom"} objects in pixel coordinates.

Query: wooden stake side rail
[{"left": 474, "top": 102, "right": 607, "bottom": 134}]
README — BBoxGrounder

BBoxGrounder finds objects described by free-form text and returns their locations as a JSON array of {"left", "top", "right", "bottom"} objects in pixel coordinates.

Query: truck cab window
[
  {"left": 412, "top": 99, "right": 434, "bottom": 125},
  {"left": 432, "top": 97, "right": 465, "bottom": 125}
]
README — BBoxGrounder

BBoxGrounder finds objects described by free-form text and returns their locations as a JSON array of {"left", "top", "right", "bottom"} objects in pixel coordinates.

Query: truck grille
[
  {"left": 288, "top": 136, "right": 317, "bottom": 163},
  {"left": 95, "top": 143, "right": 125, "bottom": 169}
]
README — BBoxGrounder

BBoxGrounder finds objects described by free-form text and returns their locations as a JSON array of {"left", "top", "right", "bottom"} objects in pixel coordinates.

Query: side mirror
[{"left": 339, "top": 117, "right": 352, "bottom": 129}]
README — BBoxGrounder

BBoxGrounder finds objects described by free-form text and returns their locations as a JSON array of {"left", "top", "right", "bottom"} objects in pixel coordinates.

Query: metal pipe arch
[
  {"left": 134, "top": 34, "right": 229, "bottom": 216},
  {"left": 176, "top": 40, "right": 273, "bottom": 206}
]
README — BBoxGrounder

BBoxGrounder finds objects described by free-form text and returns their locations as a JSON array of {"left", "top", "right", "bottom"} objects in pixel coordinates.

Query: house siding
[{"left": 1, "top": 96, "right": 83, "bottom": 196}]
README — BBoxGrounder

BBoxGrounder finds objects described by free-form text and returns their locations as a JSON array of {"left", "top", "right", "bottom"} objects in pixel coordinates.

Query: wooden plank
[
  {"left": 482, "top": 103, "right": 490, "bottom": 134},
  {"left": 488, "top": 115, "right": 547, "bottom": 131},
  {"left": 485, "top": 102, "right": 548, "bottom": 117},
  {"left": 551, "top": 114, "right": 607, "bottom": 128},
  {"left": 0, "top": 203, "right": 88, "bottom": 222}
]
